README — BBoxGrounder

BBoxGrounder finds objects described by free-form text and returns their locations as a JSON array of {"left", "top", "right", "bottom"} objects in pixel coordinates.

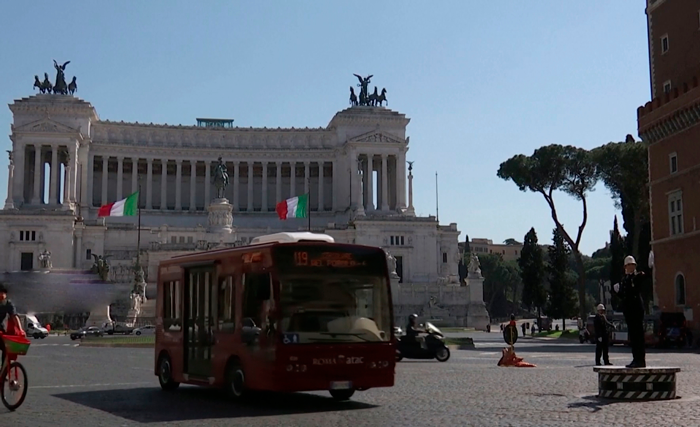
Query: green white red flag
[
  {"left": 276, "top": 194, "right": 308, "bottom": 220},
  {"left": 98, "top": 192, "right": 139, "bottom": 217}
]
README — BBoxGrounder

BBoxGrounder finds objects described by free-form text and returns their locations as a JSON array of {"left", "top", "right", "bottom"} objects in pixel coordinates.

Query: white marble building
[{"left": 1, "top": 94, "right": 462, "bottom": 301}]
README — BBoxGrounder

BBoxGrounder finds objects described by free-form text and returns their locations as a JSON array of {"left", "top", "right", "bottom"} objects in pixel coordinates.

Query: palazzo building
[
  {"left": 639, "top": 0, "right": 700, "bottom": 331},
  {"left": 1, "top": 90, "right": 461, "bottom": 299}
]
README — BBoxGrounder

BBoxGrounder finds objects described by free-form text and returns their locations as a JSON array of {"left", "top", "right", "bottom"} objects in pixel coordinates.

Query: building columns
[
  {"left": 366, "top": 155, "right": 375, "bottom": 211},
  {"left": 318, "top": 161, "right": 324, "bottom": 212},
  {"left": 331, "top": 160, "right": 338, "bottom": 212},
  {"left": 175, "top": 160, "right": 182, "bottom": 211},
  {"left": 116, "top": 157, "right": 124, "bottom": 201},
  {"left": 233, "top": 161, "right": 240, "bottom": 211},
  {"left": 262, "top": 162, "right": 268, "bottom": 211},
  {"left": 146, "top": 158, "right": 153, "bottom": 209},
  {"left": 247, "top": 162, "right": 254, "bottom": 211},
  {"left": 49, "top": 145, "right": 59, "bottom": 204},
  {"left": 355, "top": 155, "right": 365, "bottom": 216},
  {"left": 101, "top": 156, "right": 109, "bottom": 205},
  {"left": 304, "top": 161, "right": 310, "bottom": 197},
  {"left": 160, "top": 159, "right": 168, "bottom": 210},
  {"left": 189, "top": 161, "right": 196, "bottom": 211},
  {"left": 32, "top": 145, "right": 42, "bottom": 204},
  {"left": 381, "top": 154, "right": 389, "bottom": 211},
  {"left": 276, "top": 161, "right": 282, "bottom": 205},
  {"left": 204, "top": 160, "right": 211, "bottom": 204},
  {"left": 289, "top": 162, "right": 296, "bottom": 197}
]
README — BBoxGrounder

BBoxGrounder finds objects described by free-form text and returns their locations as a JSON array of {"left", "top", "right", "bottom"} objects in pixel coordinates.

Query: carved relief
[{"left": 355, "top": 133, "right": 404, "bottom": 144}]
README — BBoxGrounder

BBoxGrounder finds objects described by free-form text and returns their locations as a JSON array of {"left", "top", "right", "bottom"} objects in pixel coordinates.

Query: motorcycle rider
[{"left": 405, "top": 314, "right": 427, "bottom": 349}]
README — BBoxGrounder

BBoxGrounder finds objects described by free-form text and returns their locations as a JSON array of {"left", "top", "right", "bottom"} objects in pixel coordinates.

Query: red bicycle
[{"left": 1, "top": 334, "right": 29, "bottom": 411}]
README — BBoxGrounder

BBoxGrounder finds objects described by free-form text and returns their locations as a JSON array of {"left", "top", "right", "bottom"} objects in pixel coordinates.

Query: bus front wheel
[
  {"left": 225, "top": 362, "right": 246, "bottom": 400},
  {"left": 329, "top": 389, "right": 355, "bottom": 401},
  {"left": 158, "top": 355, "right": 180, "bottom": 391}
]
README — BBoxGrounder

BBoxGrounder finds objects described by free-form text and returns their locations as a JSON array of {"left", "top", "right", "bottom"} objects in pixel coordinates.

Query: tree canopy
[
  {"left": 591, "top": 137, "right": 649, "bottom": 260},
  {"left": 497, "top": 144, "right": 597, "bottom": 318}
]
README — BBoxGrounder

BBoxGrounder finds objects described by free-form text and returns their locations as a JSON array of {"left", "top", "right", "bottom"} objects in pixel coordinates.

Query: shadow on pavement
[
  {"left": 468, "top": 342, "right": 700, "bottom": 356},
  {"left": 53, "top": 386, "right": 377, "bottom": 423},
  {"left": 567, "top": 395, "right": 626, "bottom": 413}
]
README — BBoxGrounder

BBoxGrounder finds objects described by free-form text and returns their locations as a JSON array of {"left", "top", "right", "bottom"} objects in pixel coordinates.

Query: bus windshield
[{"left": 274, "top": 245, "right": 391, "bottom": 344}]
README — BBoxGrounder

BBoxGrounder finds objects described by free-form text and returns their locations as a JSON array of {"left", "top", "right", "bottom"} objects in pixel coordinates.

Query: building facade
[
  {"left": 2, "top": 92, "right": 462, "bottom": 313},
  {"left": 461, "top": 238, "right": 523, "bottom": 262},
  {"left": 639, "top": 0, "right": 700, "bottom": 331}
]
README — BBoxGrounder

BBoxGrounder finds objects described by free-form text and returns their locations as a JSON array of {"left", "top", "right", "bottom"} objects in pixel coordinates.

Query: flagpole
[
  {"left": 136, "top": 178, "right": 141, "bottom": 268},
  {"left": 307, "top": 192, "right": 311, "bottom": 232}
]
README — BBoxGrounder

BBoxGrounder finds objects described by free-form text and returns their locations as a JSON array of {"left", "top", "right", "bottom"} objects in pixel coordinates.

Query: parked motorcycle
[{"left": 395, "top": 322, "right": 450, "bottom": 362}]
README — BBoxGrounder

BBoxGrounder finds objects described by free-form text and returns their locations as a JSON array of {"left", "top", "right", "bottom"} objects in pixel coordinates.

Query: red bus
[{"left": 154, "top": 232, "right": 396, "bottom": 401}]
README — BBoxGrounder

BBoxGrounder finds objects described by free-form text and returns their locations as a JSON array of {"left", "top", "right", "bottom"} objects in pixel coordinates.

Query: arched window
[{"left": 675, "top": 273, "right": 686, "bottom": 306}]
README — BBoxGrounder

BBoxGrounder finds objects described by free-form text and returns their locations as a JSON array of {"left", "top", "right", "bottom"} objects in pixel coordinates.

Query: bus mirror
[{"left": 241, "top": 325, "right": 261, "bottom": 345}]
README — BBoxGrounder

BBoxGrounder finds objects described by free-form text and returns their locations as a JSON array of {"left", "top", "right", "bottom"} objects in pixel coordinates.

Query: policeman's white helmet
[
  {"left": 624, "top": 255, "right": 637, "bottom": 266},
  {"left": 597, "top": 304, "right": 605, "bottom": 311}
]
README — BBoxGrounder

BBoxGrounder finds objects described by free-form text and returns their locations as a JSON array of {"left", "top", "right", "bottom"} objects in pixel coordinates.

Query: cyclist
[{"left": 0, "top": 283, "right": 23, "bottom": 364}]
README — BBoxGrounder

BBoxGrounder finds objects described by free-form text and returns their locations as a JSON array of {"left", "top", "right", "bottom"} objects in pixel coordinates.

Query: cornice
[
  {"left": 12, "top": 117, "right": 79, "bottom": 134},
  {"left": 347, "top": 130, "right": 406, "bottom": 145},
  {"left": 9, "top": 94, "right": 99, "bottom": 120},
  {"left": 91, "top": 122, "right": 336, "bottom": 150},
  {"left": 328, "top": 106, "right": 410, "bottom": 128},
  {"left": 638, "top": 100, "right": 700, "bottom": 144},
  {"left": 88, "top": 145, "right": 340, "bottom": 160}
]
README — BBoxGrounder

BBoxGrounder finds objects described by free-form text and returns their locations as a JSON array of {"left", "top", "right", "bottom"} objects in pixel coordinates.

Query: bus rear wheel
[
  {"left": 225, "top": 362, "right": 246, "bottom": 400},
  {"left": 329, "top": 389, "right": 355, "bottom": 401},
  {"left": 158, "top": 355, "right": 180, "bottom": 391}
]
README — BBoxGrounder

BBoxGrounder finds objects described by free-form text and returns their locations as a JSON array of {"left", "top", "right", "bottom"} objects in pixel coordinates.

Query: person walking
[
  {"left": 594, "top": 304, "right": 614, "bottom": 366},
  {"left": 613, "top": 256, "right": 647, "bottom": 368}
]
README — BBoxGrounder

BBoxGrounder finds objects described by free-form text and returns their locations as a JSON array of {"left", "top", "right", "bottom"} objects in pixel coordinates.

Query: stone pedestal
[
  {"left": 593, "top": 366, "right": 681, "bottom": 400},
  {"left": 466, "top": 273, "right": 490, "bottom": 330},
  {"left": 207, "top": 198, "right": 233, "bottom": 233},
  {"left": 86, "top": 305, "right": 113, "bottom": 328}
]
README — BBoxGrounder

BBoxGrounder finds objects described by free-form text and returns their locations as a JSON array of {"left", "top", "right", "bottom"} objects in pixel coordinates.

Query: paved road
[{"left": 3, "top": 335, "right": 700, "bottom": 426}]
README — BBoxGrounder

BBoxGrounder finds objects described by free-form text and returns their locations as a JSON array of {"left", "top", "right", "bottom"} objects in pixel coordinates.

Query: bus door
[
  {"left": 241, "top": 271, "right": 276, "bottom": 357},
  {"left": 184, "top": 266, "right": 217, "bottom": 378}
]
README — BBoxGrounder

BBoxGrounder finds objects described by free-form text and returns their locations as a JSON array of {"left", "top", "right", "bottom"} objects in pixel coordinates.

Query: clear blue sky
[{"left": 0, "top": 1, "right": 650, "bottom": 255}]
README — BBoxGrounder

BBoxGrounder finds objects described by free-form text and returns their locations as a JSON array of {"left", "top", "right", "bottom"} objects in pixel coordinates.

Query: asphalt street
[{"left": 3, "top": 333, "right": 700, "bottom": 426}]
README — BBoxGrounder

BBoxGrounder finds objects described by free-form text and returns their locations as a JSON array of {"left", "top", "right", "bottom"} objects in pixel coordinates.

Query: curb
[
  {"left": 78, "top": 343, "right": 154, "bottom": 348},
  {"left": 448, "top": 344, "right": 476, "bottom": 350}
]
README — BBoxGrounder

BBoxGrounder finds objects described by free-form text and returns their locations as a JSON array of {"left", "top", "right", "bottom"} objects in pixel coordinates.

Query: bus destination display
[{"left": 293, "top": 251, "right": 367, "bottom": 268}]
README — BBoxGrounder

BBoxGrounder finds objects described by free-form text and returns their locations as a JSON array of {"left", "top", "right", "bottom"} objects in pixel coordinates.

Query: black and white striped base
[{"left": 593, "top": 366, "right": 680, "bottom": 401}]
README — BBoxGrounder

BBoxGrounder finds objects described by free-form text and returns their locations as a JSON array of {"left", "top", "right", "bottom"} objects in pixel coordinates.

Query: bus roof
[{"left": 250, "top": 232, "right": 335, "bottom": 245}]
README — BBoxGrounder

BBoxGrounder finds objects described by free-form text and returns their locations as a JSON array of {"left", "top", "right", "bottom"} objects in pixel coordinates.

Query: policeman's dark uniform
[
  {"left": 594, "top": 312, "right": 614, "bottom": 365},
  {"left": 615, "top": 272, "right": 646, "bottom": 367}
]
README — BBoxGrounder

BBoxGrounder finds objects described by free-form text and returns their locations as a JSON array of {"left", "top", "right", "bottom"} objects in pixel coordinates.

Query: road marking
[
  {"left": 32, "top": 382, "right": 153, "bottom": 389},
  {"left": 31, "top": 344, "right": 79, "bottom": 347}
]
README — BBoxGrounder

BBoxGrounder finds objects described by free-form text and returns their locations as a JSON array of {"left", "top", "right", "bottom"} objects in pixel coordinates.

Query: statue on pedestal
[
  {"left": 468, "top": 253, "right": 482, "bottom": 277},
  {"left": 91, "top": 254, "right": 111, "bottom": 281},
  {"left": 385, "top": 250, "right": 399, "bottom": 278},
  {"left": 129, "top": 264, "right": 147, "bottom": 313},
  {"left": 38, "top": 250, "right": 52, "bottom": 269},
  {"left": 211, "top": 157, "right": 229, "bottom": 199}
]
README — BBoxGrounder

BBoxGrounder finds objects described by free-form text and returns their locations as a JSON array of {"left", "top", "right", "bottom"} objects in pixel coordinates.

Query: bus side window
[
  {"left": 218, "top": 276, "right": 235, "bottom": 332},
  {"left": 163, "top": 280, "right": 182, "bottom": 331},
  {"left": 242, "top": 273, "right": 271, "bottom": 327}
]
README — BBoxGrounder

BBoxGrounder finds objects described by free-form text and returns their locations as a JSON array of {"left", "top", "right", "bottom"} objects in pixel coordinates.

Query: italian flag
[
  {"left": 98, "top": 192, "right": 139, "bottom": 217},
  {"left": 276, "top": 194, "right": 308, "bottom": 219}
]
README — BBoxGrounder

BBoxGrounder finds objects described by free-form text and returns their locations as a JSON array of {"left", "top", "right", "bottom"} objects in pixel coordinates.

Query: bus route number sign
[{"left": 293, "top": 251, "right": 366, "bottom": 268}]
